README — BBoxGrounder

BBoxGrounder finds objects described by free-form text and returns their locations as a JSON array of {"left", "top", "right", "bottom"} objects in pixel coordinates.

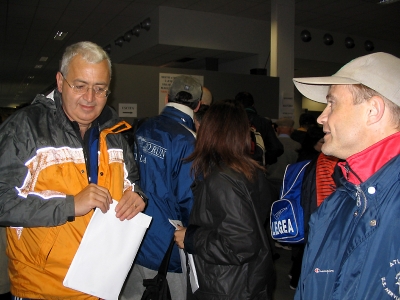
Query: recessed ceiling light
[
  {"left": 54, "top": 31, "right": 68, "bottom": 40},
  {"left": 363, "top": 0, "right": 400, "bottom": 3},
  {"left": 35, "top": 65, "right": 43, "bottom": 69},
  {"left": 378, "top": 0, "right": 400, "bottom": 3},
  {"left": 39, "top": 57, "right": 48, "bottom": 62},
  {"left": 27, "top": 76, "right": 34, "bottom": 79}
]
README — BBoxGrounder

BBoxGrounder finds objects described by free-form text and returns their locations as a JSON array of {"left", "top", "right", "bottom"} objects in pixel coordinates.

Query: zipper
[
  {"left": 355, "top": 185, "right": 367, "bottom": 216},
  {"left": 344, "top": 162, "right": 367, "bottom": 216}
]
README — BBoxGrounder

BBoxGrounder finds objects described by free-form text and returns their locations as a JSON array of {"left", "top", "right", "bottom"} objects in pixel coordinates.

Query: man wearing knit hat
[{"left": 293, "top": 52, "right": 400, "bottom": 299}]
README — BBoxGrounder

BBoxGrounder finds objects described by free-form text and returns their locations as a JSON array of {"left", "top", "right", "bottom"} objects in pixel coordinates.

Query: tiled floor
[{"left": 272, "top": 246, "right": 296, "bottom": 300}]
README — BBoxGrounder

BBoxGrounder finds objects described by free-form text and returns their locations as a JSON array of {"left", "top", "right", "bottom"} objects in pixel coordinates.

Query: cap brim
[{"left": 293, "top": 76, "right": 360, "bottom": 103}]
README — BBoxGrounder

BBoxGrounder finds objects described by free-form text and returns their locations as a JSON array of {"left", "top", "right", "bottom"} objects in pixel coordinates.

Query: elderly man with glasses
[{"left": 0, "top": 41, "right": 146, "bottom": 299}]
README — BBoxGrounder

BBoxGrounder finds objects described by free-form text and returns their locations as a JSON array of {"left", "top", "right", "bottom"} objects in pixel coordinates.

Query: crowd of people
[{"left": 1, "top": 41, "right": 400, "bottom": 300}]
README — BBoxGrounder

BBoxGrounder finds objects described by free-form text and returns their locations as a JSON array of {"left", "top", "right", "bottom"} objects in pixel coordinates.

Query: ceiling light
[
  {"left": 363, "top": 0, "right": 400, "bottom": 3},
  {"left": 34, "top": 65, "right": 43, "bottom": 69},
  {"left": 124, "top": 30, "right": 133, "bottom": 42},
  {"left": 345, "top": 37, "right": 355, "bottom": 49},
  {"left": 300, "top": 30, "right": 311, "bottom": 42},
  {"left": 103, "top": 44, "right": 111, "bottom": 54},
  {"left": 323, "top": 33, "right": 334, "bottom": 45},
  {"left": 365, "top": 40, "right": 375, "bottom": 51},
  {"left": 54, "top": 31, "right": 68, "bottom": 40},
  {"left": 114, "top": 37, "right": 124, "bottom": 47},
  {"left": 140, "top": 18, "right": 151, "bottom": 31},
  {"left": 39, "top": 57, "right": 48, "bottom": 62},
  {"left": 132, "top": 25, "right": 141, "bottom": 37},
  {"left": 378, "top": 0, "right": 400, "bottom": 3}
]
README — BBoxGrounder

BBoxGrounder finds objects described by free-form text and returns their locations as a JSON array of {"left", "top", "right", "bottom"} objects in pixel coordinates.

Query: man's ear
[
  {"left": 193, "top": 101, "right": 201, "bottom": 112},
  {"left": 367, "top": 96, "right": 385, "bottom": 125},
  {"left": 56, "top": 72, "right": 63, "bottom": 93}
]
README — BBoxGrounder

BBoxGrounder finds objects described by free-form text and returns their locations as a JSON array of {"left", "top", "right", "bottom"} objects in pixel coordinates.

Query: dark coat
[
  {"left": 185, "top": 165, "right": 274, "bottom": 300},
  {"left": 296, "top": 154, "right": 400, "bottom": 300},
  {"left": 245, "top": 108, "right": 283, "bottom": 165}
]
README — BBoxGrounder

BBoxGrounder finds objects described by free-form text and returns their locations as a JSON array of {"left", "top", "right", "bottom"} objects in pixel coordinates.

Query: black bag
[{"left": 141, "top": 237, "right": 175, "bottom": 300}]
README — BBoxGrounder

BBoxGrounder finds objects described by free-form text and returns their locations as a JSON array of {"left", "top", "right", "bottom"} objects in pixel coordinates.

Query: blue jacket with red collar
[{"left": 295, "top": 132, "right": 400, "bottom": 300}]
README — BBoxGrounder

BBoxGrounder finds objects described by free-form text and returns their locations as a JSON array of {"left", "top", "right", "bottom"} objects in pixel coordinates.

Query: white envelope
[
  {"left": 169, "top": 219, "right": 199, "bottom": 293},
  {"left": 63, "top": 200, "right": 152, "bottom": 300}
]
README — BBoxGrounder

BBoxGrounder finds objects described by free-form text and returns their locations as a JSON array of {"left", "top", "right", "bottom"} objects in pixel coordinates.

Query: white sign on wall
[
  {"left": 280, "top": 92, "right": 294, "bottom": 119},
  {"left": 119, "top": 103, "right": 137, "bottom": 118},
  {"left": 159, "top": 73, "right": 204, "bottom": 114}
]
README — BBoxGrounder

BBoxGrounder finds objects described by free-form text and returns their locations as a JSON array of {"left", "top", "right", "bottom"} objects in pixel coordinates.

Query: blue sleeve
[{"left": 170, "top": 135, "right": 195, "bottom": 226}]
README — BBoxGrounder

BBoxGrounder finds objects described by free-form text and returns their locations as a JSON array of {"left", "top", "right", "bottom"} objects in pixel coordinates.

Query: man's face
[
  {"left": 317, "top": 85, "right": 370, "bottom": 159},
  {"left": 56, "top": 55, "right": 110, "bottom": 129}
]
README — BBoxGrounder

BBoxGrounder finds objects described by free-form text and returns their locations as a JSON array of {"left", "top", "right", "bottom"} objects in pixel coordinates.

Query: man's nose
[
  {"left": 317, "top": 106, "right": 328, "bottom": 124},
  {"left": 83, "top": 87, "right": 96, "bottom": 102}
]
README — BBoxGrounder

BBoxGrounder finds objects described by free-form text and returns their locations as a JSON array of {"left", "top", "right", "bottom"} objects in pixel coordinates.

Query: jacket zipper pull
[{"left": 355, "top": 185, "right": 361, "bottom": 207}]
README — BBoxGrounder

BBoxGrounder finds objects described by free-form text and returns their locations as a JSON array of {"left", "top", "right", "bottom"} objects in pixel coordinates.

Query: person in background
[
  {"left": 296, "top": 126, "right": 325, "bottom": 162},
  {"left": 174, "top": 99, "right": 275, "bottom": 300},
  {"left": 120, "top": 75, "right": 202, "bottom": 300},
  {"left": 235, "top": 91, "right": 284, "bottom": 165},
  {"left": 0, "top": 41, "right": 146, "bottom": 299},
  {"left": 267, "top": 117, "right": 301, "bottom": 199},
  {"left": 290, "top": 113, "right": 318, "bottom": 144},
  {"left": 194, "top": 104, "right": 209, "bottom": 132},
  {"left": 293, "top": 52, "right": 400, "bottom": 299},
  {"left": 200, "top": 86, "right": 213, "bottom": 105},
  {"left": 271, "top": 121, "right": 278, "bottom": 134}
]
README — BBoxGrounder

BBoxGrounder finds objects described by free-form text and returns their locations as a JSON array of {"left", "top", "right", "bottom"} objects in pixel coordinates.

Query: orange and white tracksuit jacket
[{"left": 0, "top": 90, "right": 143, "bottom": 299}]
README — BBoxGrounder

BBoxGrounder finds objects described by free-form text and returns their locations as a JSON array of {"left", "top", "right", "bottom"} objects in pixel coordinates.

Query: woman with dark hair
[{"left": 174, "top": 99, "right": 274, "bottom": 300}]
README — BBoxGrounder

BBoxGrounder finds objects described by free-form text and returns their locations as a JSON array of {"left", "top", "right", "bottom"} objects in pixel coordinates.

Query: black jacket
[{"left": 185, "top": 165, "right": 274, "bottom": 300}]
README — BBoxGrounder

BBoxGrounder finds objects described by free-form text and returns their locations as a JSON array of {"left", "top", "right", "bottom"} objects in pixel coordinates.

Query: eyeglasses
[{"left": 61, "top": 73, "right": 111, "bottom": 98}]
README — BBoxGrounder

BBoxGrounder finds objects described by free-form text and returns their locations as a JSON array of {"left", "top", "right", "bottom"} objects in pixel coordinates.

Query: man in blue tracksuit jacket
[
  {"left": 292, "top": 52, "right": 400, "bottom": 299},
  {"left": 120, "top": 75, "right": 202, "bottom": 300}
]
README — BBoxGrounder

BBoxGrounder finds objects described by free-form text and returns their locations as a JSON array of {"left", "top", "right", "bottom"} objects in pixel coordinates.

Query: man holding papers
[{"left": 0, "top": 41, "right": 146, "bottom": 299}]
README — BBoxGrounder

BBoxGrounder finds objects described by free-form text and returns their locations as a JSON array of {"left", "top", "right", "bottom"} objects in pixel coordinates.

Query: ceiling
[{"left": 1, "top": 0, "right": 400, "bottom": 108}]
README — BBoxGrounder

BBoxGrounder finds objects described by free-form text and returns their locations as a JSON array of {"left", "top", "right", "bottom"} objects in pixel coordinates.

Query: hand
[
  {"left": 174, "top": 225, "right": 187, "bottom": 249},
  {"left": 74, "top": 183, "right": 112, "bottom": 216},
  {"left": 115, "top": 191, "right": 145, "bottom": 221}
]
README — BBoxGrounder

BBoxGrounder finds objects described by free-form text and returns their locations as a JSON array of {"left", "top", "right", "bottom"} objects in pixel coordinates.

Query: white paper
[
  {"left": 168, "top": 219, "right": 199, "bottom": 293},
  {"left": 63, "top": 200, "right": 152, "bottom": 300}
]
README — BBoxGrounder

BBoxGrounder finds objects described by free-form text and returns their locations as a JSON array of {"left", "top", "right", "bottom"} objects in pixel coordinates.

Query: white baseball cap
[{"left": 293, "top": 52, "right": 400, "bottom": 106}]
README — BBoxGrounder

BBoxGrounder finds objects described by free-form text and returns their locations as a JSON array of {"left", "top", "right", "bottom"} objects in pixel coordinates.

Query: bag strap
[
  {"left": 158, "top": 236, "right": 176, "bottom": 276},
  {"left": 280, "top": 161, "right": 311, "bottom": 199}
]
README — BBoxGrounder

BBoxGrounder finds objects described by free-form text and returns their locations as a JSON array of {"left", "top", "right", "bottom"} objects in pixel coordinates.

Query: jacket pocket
[{"left": 35, "top": 226, "right": 62, "bottom": 269}]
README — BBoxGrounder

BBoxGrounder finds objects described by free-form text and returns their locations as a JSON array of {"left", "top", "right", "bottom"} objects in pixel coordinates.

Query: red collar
[{"left": 338, "top": 131, "right": 400, "bottom": 184}]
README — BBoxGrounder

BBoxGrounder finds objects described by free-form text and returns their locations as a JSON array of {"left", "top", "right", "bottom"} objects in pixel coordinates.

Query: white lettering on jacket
[
  {"left": 314, "top": 268, "right": 334, "bottom": 274},
  {"left": 139, "top": 138, "right": 167, "bottom": 159},
  {"left": 381, "top": 258, "right": 400, "bottom": 299}
]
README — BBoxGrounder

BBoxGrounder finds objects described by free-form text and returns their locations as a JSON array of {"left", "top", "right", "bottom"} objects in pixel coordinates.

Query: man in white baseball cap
[{"left": 293, "top": 52, "right": 400, "bottom": 300}]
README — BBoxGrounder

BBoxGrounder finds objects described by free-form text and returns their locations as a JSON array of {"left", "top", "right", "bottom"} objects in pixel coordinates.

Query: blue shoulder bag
[{"left": 270, "top": 160, "right": 310, "bottom": 244}]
